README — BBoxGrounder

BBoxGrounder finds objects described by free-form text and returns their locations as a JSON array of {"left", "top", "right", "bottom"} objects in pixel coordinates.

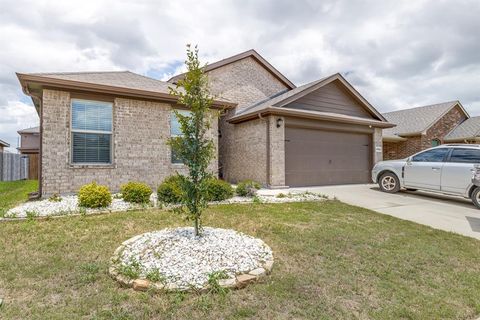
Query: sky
[{"left": 1, "top": 0, "right": 479, "bottom": 152}]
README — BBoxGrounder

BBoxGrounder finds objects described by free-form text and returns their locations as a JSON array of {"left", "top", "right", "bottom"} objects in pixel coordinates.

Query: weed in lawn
[
  {"left": 118, "top": 258, "right": 142, "bottom": 279},
  {"left": 25, "top": 210, "right": 39, "bottom": 220},
  {"left": 145, "top": 268, "right": 165, "bottom": 283},
  {"left": 276, "top": 193, "right": 286, "bottom": 198},
  {"left": 207, "top": 271, "right": 230, "bottom": 295},
  {"left": 252, "top": 195, "right": 262, "bottom": 204},
  {"left": 48, "top": 193, "right": 62, "bottom": 202},
  {"left": 80, "top": 262, "right": 101, "bottom": 284}
]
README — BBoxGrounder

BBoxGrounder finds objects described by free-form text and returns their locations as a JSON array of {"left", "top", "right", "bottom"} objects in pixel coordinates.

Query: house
[
  {"left": 17, "top": 49, "right": 393, "bottom": 196},
  {"left": 382, "top": 101, "right": 470, "bottom": 160},
  {"left": 0, "top": 139, "right": 9, "bottom": 152},
  {"left": 444, "top": 116, "right": 480, "bottom": 143},
  {"left": 17, "top": 126, "right": 40, "bottom": 155}
]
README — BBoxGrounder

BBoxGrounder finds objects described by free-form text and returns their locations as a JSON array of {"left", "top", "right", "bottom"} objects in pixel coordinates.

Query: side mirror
[{"left": 406, "top": 156, "right": 412, "bottom": 163}]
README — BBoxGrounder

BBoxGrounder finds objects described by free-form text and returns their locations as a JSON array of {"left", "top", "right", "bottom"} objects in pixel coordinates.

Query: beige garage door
[{"left": 285, "top": 127, "right": 372, "bottom": 187}]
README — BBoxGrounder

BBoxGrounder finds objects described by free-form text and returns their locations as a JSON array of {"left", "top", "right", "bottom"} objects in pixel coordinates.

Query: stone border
[{"left": 108, "top": 234, "right": 274, "bottom": 292}]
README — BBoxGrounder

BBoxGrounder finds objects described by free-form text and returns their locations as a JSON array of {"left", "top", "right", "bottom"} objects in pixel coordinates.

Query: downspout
[{"left": 22, "top": 85, "right": 42, "bottom": 198}]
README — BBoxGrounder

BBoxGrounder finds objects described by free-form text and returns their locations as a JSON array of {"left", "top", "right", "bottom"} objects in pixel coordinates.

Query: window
[
  {"left": 449, "top": 148, "right": 480, "bottom": 163},
  {"left": 71, "top": 99, "right": 112, "bottom": 164},
  {"left": 431, "top": 139, "right": 441, "bottom": 147},
  {"left": 412, "top": 148, "right": 449, "bottom": 162},
  {"left": 170, "top": 110, "right": 191, "bottom": 164}
]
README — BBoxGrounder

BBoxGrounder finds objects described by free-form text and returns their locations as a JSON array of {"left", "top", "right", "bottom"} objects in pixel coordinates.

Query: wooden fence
[
  {"left": 0, "top": 152, "right": 29, "bottom": 181},
  {"left": 29, "top": 154, "right": 39, "bottom": 180}
]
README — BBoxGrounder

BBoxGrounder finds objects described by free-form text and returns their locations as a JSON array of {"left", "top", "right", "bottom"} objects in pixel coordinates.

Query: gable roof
[
  {"left": 168, "top": 49, "right": 296, "bottom": 89},
  {"left": 0, "top": 139, "right": 10, "bottom": 147},
  {"left": 18, "top": 126, "right": 40, "bottom": 134},
  {"left": 444, "top": 116, "right": 480, "bottom": 141},
  {"left": 382, "top": 101, "right": 469, "bottom": 138},
  {"left": 17, "top": 71, "right": 236, "bottom": 113},
  {"left": 228, "top": 73, "right": 390, "bottom": 125}
]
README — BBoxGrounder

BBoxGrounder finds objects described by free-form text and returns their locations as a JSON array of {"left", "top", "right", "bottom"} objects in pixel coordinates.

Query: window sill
[{"left": 69, "top": 163, "right": 116, "bottom": 169}]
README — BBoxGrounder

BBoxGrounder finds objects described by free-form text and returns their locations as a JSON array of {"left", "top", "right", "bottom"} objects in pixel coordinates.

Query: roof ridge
[
  {"left": 123, "top": 70, "right": 170, "bottom": 84},
  {"left": 30, "top": 70, "right": 130, "bottom": 76},
  {"left": 384, "top": 100, "right": 458, "bottom": 115}
]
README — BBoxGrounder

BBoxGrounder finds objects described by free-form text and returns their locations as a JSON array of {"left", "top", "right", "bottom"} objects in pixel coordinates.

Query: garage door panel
[{"left": 285, "top": 127, "right": 371, "bottom": 187}]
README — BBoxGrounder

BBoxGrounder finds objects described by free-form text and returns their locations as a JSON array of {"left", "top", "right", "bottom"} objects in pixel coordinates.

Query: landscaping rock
[
  {"left": 110, "top": 227, "right": 274, "bottom": 292},
  {"left": 218, "top": 278, "right": 237, "bottom": 288},
  {"left": 133, "top": 279, "right": 150, "bottom": 291},
  {"left": 248, "top": 267, "right": 266, "bottom": 277},
  {"left": 264, "top": 260, "right": 274, "bottom": 273},
  {"left": 236, "top": 274, "right": 257, "bottom": 288}
]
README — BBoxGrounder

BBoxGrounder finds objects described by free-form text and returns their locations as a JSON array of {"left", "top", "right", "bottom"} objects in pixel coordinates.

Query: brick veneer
[
  {"left": 383, "top": 105, "right": 467, "bottom": 160},
  {"left": 206, "top": 57, "right": 290, "bottom": 185},
  {"left": 41, "top": 89, "right": 218, "bottom": 196}
]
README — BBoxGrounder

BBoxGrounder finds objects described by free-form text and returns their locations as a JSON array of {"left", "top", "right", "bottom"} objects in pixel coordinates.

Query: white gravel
[
  {"left": 116, "top": 227, "right": 273, "bottom": 289},
  {"left": 4, "top": 195, "right": 139, "bottom": 218},
  {"left": 3, "top": 191, "right": 327, "bottom": 219}
]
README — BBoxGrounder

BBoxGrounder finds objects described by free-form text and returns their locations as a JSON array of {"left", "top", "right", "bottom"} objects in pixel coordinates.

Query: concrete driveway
[{"left": 259, "top": 184, "right": 480, "bottom": 240}]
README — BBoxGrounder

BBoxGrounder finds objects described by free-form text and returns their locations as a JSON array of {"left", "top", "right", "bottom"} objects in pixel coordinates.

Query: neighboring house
[
  {"left": 382, "top": 101, "right": 470, "bottom": 160},
  {"left": 17, "top": 49, "right": 393, "bottom": 196},
  {"left": 0, "top": 139, "right": 9, "bottom": 152},
  {"left": 17, "top": 126, "right": 40, "bottom": 154},
  {"left": 444, "top": 116, "right": 480, "bottom": 143}
]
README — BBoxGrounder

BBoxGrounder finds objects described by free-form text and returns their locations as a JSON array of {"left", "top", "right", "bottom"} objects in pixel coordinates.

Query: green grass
[
  {"left": 0, "top": 180, "right": 38, "bottom": 217},
  {"left": 1, "top": 201, "right": 480, "bottom": 319}
]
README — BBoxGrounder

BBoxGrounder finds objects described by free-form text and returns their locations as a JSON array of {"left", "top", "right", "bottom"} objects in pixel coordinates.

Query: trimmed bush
[
  {"left": 121, "top": 182, "right": 152, "bottom": 204},
  {"left": 236, "top": 180, "right": 261, "bottom": 197},
  {"left": 157, "top": 175, "right": 183, "bottom": 204},
  {"left": 205, "top": 178, "right": 234, "bottom": 201},
  {"left": 78, "top": 182, "right": 112, "bottom": 208}
]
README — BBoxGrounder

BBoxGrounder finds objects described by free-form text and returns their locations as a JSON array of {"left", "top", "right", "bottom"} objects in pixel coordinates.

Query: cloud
[{"left": 0, "top": 0, "right": 480, "bottom": 150}]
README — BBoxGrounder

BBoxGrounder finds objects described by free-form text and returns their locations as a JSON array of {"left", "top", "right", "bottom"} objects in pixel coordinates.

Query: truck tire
[
  {"left": 378, "top": 172, "right": 400, "bottom": 193},
  {"left": 471, "top": 187, "right": 480, "bottom": 209}
]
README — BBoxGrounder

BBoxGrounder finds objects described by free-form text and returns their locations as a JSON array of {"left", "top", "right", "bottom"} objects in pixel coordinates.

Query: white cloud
[{"left": 0, "top": 0, "right": 479, "bottom": 148}]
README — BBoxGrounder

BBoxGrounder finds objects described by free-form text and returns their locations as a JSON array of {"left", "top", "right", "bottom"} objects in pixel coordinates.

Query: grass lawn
[
  {"left": 0, "top": 180, "right": 38, "bottom": 217},
  {"left": 1, "top": 200, "right": 480, "bottom": 319}
]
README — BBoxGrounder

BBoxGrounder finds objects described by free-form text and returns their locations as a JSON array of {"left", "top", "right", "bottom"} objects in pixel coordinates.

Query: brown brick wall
[
  {"left": 206, "top": 57, "right": 289, "bottom": 185},
  {"left": 383, "top": 105, "right": 467, "bottom": 160},
  {"left": 41, "top": 89, "right": 218, "bottom": 196}
]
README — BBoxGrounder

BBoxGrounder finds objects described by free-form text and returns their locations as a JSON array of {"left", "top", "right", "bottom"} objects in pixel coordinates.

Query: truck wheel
[
  {"left": 379, "top": 172, "right": 400, "bottom": 193},
  {"left": 471, "top": 187, "right": 480, "bottom": 209}
]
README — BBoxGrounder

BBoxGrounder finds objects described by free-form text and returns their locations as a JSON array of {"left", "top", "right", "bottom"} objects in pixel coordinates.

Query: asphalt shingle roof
[
  {"left": 445, "top": 116, "right": 480, "bottom": 141},
  {"left": 18, "top": 126, "right": 39, "bottom": 134},
  {"left": 30, "top": 71, "right": 172, "bottom": 94},
  {"left": 382, "top": 101, "right": 459, "bottom": 137}
]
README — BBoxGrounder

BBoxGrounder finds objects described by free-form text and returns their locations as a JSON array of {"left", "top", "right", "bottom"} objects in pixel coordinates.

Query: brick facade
[
  {"left": 206, "top": 57, "right": 290, "bottom": 185},
  {"left": 383, "top": 105, "right": 467, "bottom": 160},
  {"left": 41, "top": 89, "right": 217, "bottom": 196}
]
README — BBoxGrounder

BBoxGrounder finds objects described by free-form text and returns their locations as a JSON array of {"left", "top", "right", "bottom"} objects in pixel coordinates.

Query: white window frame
[{"left": 70, "top": 99, "right": 113, "bottom": 165}]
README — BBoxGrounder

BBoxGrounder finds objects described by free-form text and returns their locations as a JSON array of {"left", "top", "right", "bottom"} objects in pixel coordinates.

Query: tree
[{"left": 168, "top": 45, "right": 218, "bottom": 237}]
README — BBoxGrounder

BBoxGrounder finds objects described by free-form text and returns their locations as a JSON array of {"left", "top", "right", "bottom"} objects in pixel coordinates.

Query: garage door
[{"left": 285, "top": 127, "right": 372, "bottom": 187}]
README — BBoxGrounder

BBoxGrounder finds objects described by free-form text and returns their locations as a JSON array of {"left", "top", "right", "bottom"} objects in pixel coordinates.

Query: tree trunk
[{"left": 194, "top": 218, "right": 199, "bottom": 237}]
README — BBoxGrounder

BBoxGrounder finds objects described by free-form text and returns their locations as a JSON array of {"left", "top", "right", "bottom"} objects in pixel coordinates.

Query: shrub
[
  {"left": 78, "top": 182, "right": 112, "bottom": 208},
  {"left": 205, "top": 178, "right": 234, "bottom": 201},
  {"left": 157, "top": 175, "right": 183, "bottom": 204},
  {"left": 121, "top": 181, "right": 152, "bottom": 204},
  {"left": 236, "top": 180, "right": 261, "bottom": 197}
]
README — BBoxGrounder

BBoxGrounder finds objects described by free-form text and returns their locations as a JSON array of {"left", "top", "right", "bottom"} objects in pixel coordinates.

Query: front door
[{"left": 404, "top": 148, "right": 450, "bottom": 190}]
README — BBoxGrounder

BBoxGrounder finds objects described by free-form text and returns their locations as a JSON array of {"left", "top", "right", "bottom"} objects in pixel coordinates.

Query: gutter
[
  {"left": 229, "top": 107, "right": 395, "bottom": 128},
  {"left": 16, "top": 73, "right": 237, "bottom": 110}
]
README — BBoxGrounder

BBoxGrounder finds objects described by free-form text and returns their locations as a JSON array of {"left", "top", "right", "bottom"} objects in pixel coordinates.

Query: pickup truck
[{"left": 372, "top": 144, "right": 480, "bottom": 208}]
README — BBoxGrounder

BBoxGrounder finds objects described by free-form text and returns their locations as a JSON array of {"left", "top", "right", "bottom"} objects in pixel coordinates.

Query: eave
[
  {"left": 16, "top": 73, "right": 237, "bottom": 114},
  {"left": 228, "top": 106, "right": 395, "bottom": 128}
]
